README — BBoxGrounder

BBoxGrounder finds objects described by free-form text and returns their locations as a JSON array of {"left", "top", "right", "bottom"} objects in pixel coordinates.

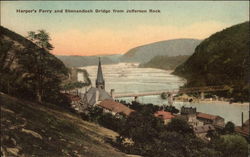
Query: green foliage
[
  {"left": 140, "top": 55, "right": 190, "bottom": 70},
  {"left": 115, "top": 107, "right": 219, "bottom": 157},
  {"left": 214, "top": 135, "right": 248, "bottom": 157},
  {"left": 82, "top": 101, "right": 247, "bottom": 157},
  {"left": 164, "top": 105, "right": 179, "bottom": 114},
  {"left": 27, "top": 30, "right": 54, "bottom": 50},
  {"left": 83, "top": 106, "right": 127, "bottom": 133},
  {"left": 174, "top": 22, "right": 250, "bottom": 101},
  {"left": 87, "top": 106, "right": 104, "bottom": 122},
  {"left": 0, "top": 26, "right": 69, "bottom": 105},
  {"left": 62, "top": 81, "right": 89, "bottom": 91},
  {"left": 160, "top": 92, "right": 167, "bottom": 99},
  {"left": 223, "top": 121, "right": 235, "bottom": 134},
  {"left": 166, "top": 117, "right": 194, "bottom": 135},
  {"left": 118, "top": 110, "right": 164, "bottom": 144},
  {"left": 98, "top": 112, "right": 126, "bottom": 132}
]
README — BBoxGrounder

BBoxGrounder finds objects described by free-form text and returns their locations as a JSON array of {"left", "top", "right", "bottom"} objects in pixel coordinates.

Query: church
[
  {"left": 82, "top": 58, "right": 113, "bottom": 107},
  {"left": 81, "top": 58, "right": 134, "bottom": 116}
]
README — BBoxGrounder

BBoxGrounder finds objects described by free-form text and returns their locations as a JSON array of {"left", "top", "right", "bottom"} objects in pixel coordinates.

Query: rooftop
[
  {"left": 154, "top": 110, "right": 175, "bottom": 120},
  {"left": 98, "top": 100, "right": 134, "bottom": 116},
  {"left": 197, "top": 112, "right": 223, "bottom": 120}
]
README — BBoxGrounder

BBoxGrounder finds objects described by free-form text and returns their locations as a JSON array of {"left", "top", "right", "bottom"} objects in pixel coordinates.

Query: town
[
  {"left": 1, "top": 1, "right": 249, "bottom": 157},
  {"left": 65, "top": 58, "right": 249, "bottom": 142}
]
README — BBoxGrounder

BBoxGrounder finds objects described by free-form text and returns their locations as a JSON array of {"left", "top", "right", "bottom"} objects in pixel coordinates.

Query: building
[
  {"left": 180, "top": 106, "right": 203, "bottom": 127},
  {"left": 81, "top": 58, "right": 134, "bottom": 118},
  {"left": 154, "top": 110, "right": 175, "bottom": 124},
  {"left": 193, "top": 124, "right": 215, "bottom": 140},
  {"left": 82, "top": 58, "right": 113, "bottom": 108},
  {"left": 197, "top": 112, "right": 225, "bottom": 127},
  {"left": 96, "top": 58, "right": 105, "bottom": 89},
  {"left": 98, "top": 99, "right": 134, "bottom": 116}
]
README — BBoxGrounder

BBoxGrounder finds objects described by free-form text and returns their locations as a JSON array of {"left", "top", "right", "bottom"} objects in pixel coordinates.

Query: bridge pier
[
  {"left": 168, "top": 93, "right": 173, "bottom": 106},
  {"left": 200, "top": 92, "right": 204, "bottom": 100}
]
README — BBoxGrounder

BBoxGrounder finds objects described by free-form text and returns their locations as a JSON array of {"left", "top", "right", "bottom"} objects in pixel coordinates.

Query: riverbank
[
  {"left": 175, "top": 99, "right": 249, "bottom": 106},
  {"left": 197, "top": 100, "right": 249, "bottom": 106}
]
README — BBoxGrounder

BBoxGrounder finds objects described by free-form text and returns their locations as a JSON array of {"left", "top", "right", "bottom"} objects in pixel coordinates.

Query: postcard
[{"left": 1, "top": 1, "right": 249, "bottom": 157}]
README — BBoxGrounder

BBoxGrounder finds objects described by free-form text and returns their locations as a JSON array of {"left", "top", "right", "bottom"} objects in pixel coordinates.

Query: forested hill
[
  {"left": 56, "top": 54, "right": 121, "bottom": 67},
  {"left": 139, "top": 55, "right": 190, "bottom": 70},
  {"left": 173, "top": 21, "right": 250, "bottom": 101},
  {"left": 0, "top": 26, "right": 68, "bottom": 103},
  {"left": 120, "top": 39, "right": 201, "bottom": 63}
]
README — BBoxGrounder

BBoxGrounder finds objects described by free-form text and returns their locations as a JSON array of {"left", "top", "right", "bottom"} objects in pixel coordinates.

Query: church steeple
[{"left": 96, "top": 57, "right": 105, "bottom": 89}]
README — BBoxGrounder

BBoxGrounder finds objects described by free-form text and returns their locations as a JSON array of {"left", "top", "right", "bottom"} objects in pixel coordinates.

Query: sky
[{"left": 1, "top": 1, "right": 249, "bottom": 56}]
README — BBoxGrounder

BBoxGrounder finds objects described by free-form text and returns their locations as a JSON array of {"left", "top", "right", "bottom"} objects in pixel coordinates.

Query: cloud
[{"left": 51, "top": 21, "right": 228, "bottom": 56}]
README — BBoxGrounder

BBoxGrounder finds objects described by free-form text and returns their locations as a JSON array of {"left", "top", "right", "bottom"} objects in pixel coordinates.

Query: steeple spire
[{"left": 96, "top": 57, "right": 105, "bottom": 89}]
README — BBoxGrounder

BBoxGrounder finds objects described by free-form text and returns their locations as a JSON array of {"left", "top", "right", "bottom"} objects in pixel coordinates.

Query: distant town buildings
[
  {"left": 179, "top": 106, "right": 225, "bottom": 140},
  {"left": 65, "top": 58, "right": 248, "bottom": 142},
  {"left": 193, "top": 124, "right": 215, "bottom": 140},
  {"left": 180, "top": 106, "right": 201, "bottom": 126},
  {"left": 154, "top": 110, "right": 175, "bottom": 124},
  {"left": 196, "top": 112, "right": 225, "bottom": 127}
]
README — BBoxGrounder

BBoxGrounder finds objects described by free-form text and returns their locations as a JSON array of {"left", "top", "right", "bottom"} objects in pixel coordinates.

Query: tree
[
  {"left": 18, "top": 46, "right": 68, "bottom": 104},
  {"left": 166, "top": 117, "right": 194, "bottom": 135},
  {"left": 26, "top": 30, "right": 54, "bottom": 102},
  {"left": 27, "top": 30, "right": 54, "bottom": 51},
  {"left": 223, "top": 121, "right": 235, "bottom": 134},
  {"left": 118, "top": 110, "right": 164, "bottom": 145},
  {"left": 214, "top": 135, "right": 248, "bottom": 157}
]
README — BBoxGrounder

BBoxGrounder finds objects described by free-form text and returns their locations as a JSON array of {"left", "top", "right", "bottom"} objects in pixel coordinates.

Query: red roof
[
  {"left": 98, "top": 100, "right": 134, "bottom": 116},
  {"left": 197, "top": 112, "right": 222, "bottom": 120},
  {"left": 154, "top": 110, "right": 174, "bottom": 120}
]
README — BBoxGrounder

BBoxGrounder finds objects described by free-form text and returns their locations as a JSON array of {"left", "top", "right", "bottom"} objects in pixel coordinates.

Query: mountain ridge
[
  {"left": 173, "top": 21, "right": 250, "bottom": 101},
  {"left": 120, "top": 38, "right": 201, "bottom": 63}
]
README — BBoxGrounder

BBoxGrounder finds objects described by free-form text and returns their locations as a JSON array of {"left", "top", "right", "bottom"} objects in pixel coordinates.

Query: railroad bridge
[{"left": 114, "top": 85, "right": 231, "bottom": 98}]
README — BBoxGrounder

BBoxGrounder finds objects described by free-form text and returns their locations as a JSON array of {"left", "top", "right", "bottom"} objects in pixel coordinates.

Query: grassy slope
[{"left": 0, "top": 92, "right": 126, "bottom": 157}]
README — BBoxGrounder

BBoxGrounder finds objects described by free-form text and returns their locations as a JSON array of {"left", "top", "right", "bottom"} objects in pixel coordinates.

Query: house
[
  {"left": 197, "top": 112, "right": 225, "bottom": 127},
  {"left": 193, "top": 124, "right": 215, "bottom": 140},
  {"left": 180, "top": 106, "right": 203, "bottom": 127},
  {"left": 154, "top": 110, "right": 175, "bottom": 124},
  {"left": 97, "top": 99, "right": 134, "bottom": 116}
]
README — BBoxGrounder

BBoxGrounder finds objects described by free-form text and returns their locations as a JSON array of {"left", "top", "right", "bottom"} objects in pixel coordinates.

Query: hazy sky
[{"left": 1, "top": 1, "right": 249, "bottom": 56}]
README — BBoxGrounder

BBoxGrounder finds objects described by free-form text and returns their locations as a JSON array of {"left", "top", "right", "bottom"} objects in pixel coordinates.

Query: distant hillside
[
  {"left": 174, "top": 22, "right": 250, "bottom": 101},
  {"left": 56, "top": 54, "right": 122, "bottom": 67},
  {"left": 0, "top": 93, "right": 126, "bottom": 157},
  {"left": 120, "top": 39, "right": 201, "bottom": 63},
  {"left": 139, "top": 55, "right": 190, "bottom": 70}
]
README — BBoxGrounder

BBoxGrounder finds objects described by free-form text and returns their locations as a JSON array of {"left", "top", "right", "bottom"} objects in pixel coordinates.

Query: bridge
[{"left": 114, "top": 85, "right": 231, "bottom": 98}]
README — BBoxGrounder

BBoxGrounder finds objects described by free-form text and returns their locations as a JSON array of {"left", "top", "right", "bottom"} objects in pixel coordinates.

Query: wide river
[{"left": 79, "top": 63, "right": 248, "bottom": 125}]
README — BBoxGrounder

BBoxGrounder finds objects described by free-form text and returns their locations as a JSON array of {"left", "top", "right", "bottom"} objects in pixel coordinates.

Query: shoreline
[{"left": 175, "top": 99, "right": 249, "bottom": 106}]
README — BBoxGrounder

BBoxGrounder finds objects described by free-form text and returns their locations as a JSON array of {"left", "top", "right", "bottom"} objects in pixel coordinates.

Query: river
[{"left": 79, "top": 62, "right": 248, "bottom": 125}]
